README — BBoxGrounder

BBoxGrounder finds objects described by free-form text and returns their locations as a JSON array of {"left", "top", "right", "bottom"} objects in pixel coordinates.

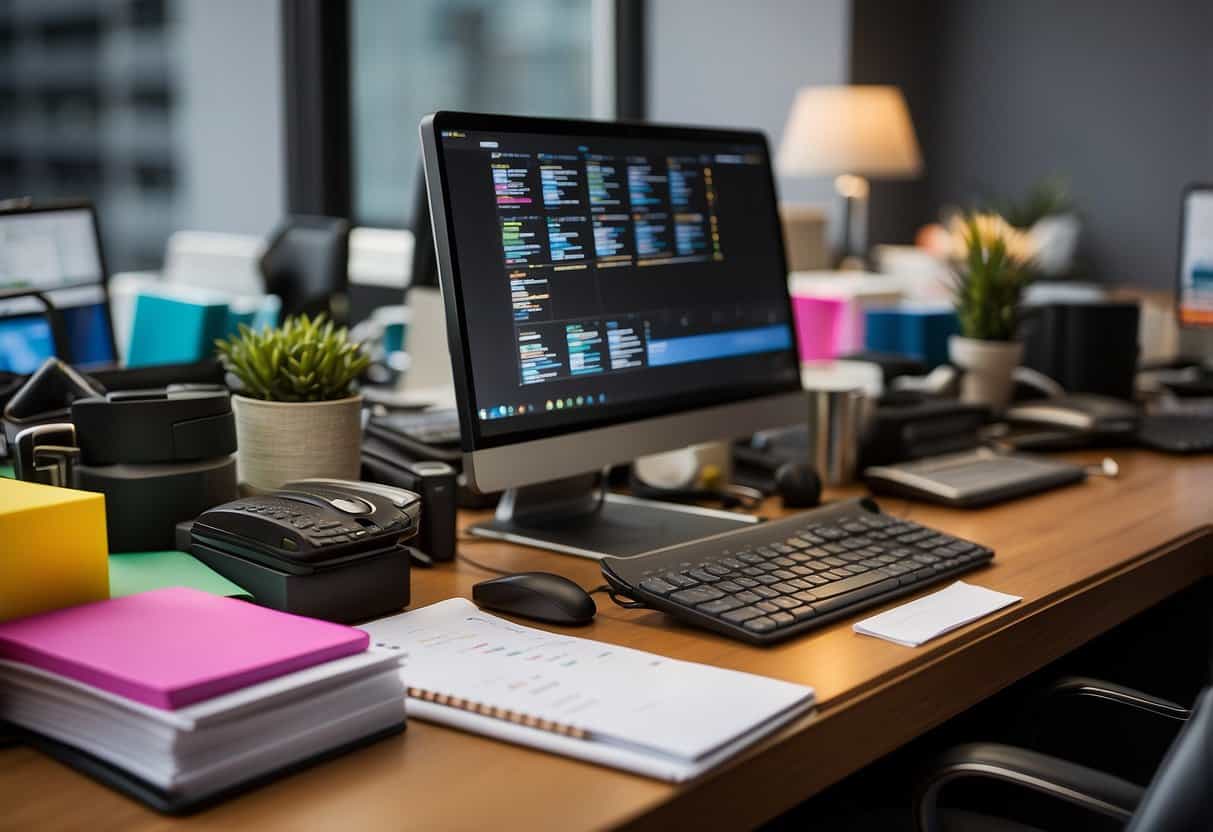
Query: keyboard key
[
  {"left": 772, "top": 596, "right": 801, "bottom": 610},
  {"left": 787, "top": 578, "right": 812, "bottom": 590},
  {"left": 704, "top": 564, "right": 732, "bottom": 576},
  {"left": 911, "top": 553, "right": 940, "bottom": 565},
  {"left": 753, "top": 585, "right": 779, "bottom": 599},
  {"left": 810, "top": 577, "right": 900, "bottom": 614},
  {"left": 770, "top": 611, "right": 795, "bottom": 626},
  {"left": 720, "top": 557, "right": 746, "bottom": 570},
  {"left": 810, "top": 571, "right": 893, "bottom": 600},
  {"left": 639, "top": 578, "right": 677, "bottom": 595},
  {"left": 722, "top": 606, "right": 763, "bottom": 624},
  {"left": 698, "top": 597, "right": 743, "bottom": 615},
  {"left": 742, "top": 566, "right": 765, "bottom": 577},
  {"left": 772, "top": 569, "right": 797, "bottom": 580},
  {"left": 688, "top": 568, "right": 721, "bottom": 583},
  {"left": 744, "top": 617, "right": 777, "bottom": 633},
  {"left": 787, "top": 537, "right": 812, "bottom": 549},
  {"left": 805, "top": 574, "right": 829, "bottom": 586},
  {"left": 838, "top": 551, "right": 866, "bottom": 563},
  {"left": 790, "top": 565, "right": 814, "bottom": 577},
  {"left": 789, "top": 552, "right": 812, "bottom": 563},
  {"left": 823, "top": 569, "right": 852, "bottom": 581},
  {"left": 756, "top": 600, "right": 780, "bottom": 613},
  {"left": 670, "top": 587, "right": 723, "bottom": 605},
  {"left": 664, "top": 572, "right": 698, "bottom": 588},
  {"left": 805, "top": 559, "right": 831, "bottom": 571},
  {"left": 733, "top": 590, "right": 762, "bottom": 604},
  {"left": 824, "top": 543, "right": 848, "bottom": 555},
  {"left": 771, "top": 543, "right": 794, "bottom": 554},
  {"left": 734, "top": 577, "right": 759, "bottom": 588},
  {"left": 755, "top": 574, "right": 781, "bottom": 586},
  {"left": 772, "top": 556, "right": 796, "bottom": 567},
  {"left": 822, "top": 556, "right": 847, "bottom": 567},
  {"left": 737, "top": 551, "right": 763, "bottom": 564},
  {"left": 716, "top": 580, "right": 743, "bottom": 594},
  {"left": 771, "top": 582, "right": 799, "bottom": 595},
  {"left": 756, "top": 546, "right": 777, "bottom": 557},
  {"left": 842, "top": 522, "right": 868, "bottom": 534},
  {"left": 789, "top": 605, "right": 816, "bottom": 622}
]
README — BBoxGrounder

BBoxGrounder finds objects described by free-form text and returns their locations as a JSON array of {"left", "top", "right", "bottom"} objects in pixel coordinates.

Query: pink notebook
[{"left": 0, "top": 587, "right": 369, "bottom": 709}]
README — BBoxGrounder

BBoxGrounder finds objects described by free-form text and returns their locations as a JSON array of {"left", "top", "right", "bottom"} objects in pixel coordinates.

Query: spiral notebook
[{"left": 361, "top": 598, "right": 815, "bottom": 781}]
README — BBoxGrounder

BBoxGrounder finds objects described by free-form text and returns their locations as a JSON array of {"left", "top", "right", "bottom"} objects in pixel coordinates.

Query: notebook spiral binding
[{"left": 407, "top": 686, "right": 589, "bottom": 739}]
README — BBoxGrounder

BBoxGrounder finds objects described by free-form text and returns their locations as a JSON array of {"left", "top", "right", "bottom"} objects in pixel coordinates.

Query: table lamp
[{"left": 778, "top": 85, "right": 923, "bottom": 268}]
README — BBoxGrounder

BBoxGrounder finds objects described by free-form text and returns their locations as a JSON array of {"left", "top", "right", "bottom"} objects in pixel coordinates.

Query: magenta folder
[{"left": 0, "top": 587, "right": 369, "bottom": 710}]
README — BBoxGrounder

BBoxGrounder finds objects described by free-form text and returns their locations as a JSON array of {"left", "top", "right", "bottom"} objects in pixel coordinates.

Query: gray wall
[
  {"left": 176, "top": 0, "right": 285, "bottom": 237},
  {"left": 922, "top": 0, "right": 1213, "bottom": 287},
  {"left": 646, "top": 0, "right": 850, "bottom": 219}
]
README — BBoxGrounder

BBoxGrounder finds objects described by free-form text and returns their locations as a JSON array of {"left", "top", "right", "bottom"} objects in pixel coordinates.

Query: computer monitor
[
  {"left": 0, "top": 202, "right": 118, "bottom": 373},
  {"left": 409, "top": 163, "right": 440, "bottom": 291},
  {"left": 420, "top": 112, "right": 804, "bottom": 557}
]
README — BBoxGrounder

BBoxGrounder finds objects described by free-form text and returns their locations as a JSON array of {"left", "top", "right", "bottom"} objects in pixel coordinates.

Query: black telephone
[{"left": 180, "top": 479, "right": 421, "bottom": 623}]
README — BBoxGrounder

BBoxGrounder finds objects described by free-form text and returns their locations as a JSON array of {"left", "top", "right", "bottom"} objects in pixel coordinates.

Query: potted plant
[
  {"left": 948, "top": 213, "right": 1036, "bottom": 411},
  {"left": 216, "top": 315, "right": 370, "bottom": 491}
]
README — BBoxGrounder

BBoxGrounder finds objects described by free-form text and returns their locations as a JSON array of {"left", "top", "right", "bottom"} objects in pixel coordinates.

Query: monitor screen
[
  {"left": 0, "top": 205, "right": 117, "bottom": 371},
  {"left": 428, "top": 115, "right": 800, "bottom": 449},
  {"left": 1179, "top": 186, "right": 1213, "bottom": 328}
]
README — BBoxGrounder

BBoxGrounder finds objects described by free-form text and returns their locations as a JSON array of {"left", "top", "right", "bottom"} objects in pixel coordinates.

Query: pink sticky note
[{"left": 0, "top": 587, "right": 368, "bottom": 709}]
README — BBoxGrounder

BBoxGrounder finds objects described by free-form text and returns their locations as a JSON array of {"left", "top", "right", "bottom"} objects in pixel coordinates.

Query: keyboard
[
  {"left": 372, "top": 408, "right": 461, "bottom": 446},
  {"left": 1138, "top": 412, "right": 1213, "bottom": 454},
  {"left": 600, "top": 498, "right": 994, "bottom": 645},
  {"left": 863, "top": 448, "right": 1086, "bottom": 507}
]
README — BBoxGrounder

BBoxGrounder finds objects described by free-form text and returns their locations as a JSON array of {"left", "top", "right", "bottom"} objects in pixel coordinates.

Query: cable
[{"left": 454, "top": 551, "right": 516, "bottom": 577}]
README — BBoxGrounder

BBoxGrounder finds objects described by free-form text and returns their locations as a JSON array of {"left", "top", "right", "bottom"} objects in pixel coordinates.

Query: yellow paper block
[{"left": 0, "top": 479, "right": 110, "bottom": 621}]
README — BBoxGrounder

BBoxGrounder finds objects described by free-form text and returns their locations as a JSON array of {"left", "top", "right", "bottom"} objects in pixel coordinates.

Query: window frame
[{"left": 280, "top": 0, "right": 646, "bottom": 223}]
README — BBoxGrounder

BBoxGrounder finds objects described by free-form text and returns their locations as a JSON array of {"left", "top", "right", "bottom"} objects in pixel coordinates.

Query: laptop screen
[{"left": 0, "top": 205, "right": 117, "bottom": 372}]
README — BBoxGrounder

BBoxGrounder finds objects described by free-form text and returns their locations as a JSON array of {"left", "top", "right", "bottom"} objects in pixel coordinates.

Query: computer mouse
[
  {"left": 472, "top": 572, "right": 597, "bottom": 626},
  {"left": 775, "top": 462, "right": 822, "bottom": 509}
]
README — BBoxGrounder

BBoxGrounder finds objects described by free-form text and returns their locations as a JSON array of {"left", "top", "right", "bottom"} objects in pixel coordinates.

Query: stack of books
[{"left": 0, "top": 587, "right": 405, "bottom": 813}]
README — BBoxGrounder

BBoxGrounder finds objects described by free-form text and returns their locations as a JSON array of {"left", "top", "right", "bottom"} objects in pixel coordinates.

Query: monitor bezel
[
  {"left": 420, "top": 110, "right": 801, "bottom": 456},
  {"left": 1177, "top": 182, "right": 1213, "bottom": 331},
  {"left": 0, "top": 199, "right": 120, "bottom": 366}
]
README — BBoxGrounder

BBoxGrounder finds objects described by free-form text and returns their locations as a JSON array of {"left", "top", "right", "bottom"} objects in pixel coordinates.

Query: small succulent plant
[
  {"left": 950, "top": 213, "right": 1036, "bottom": 342},
  {"left": 215, "top": 314, "right": 370, "bottom": 402}
]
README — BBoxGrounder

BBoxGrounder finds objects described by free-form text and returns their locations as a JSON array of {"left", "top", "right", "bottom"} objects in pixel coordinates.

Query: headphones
[{"left": 71, "top": 387, "right": 236, "bottom": 465}]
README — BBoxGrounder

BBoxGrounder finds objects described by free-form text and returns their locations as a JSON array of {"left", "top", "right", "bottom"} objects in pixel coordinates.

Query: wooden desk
[{"left": 4, "top": 449, "right": 1212, "bottom": 832}]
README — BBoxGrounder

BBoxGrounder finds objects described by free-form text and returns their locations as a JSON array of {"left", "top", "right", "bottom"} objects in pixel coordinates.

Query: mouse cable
[
  {"left": 455, "top": 552, "right": 612, "bottom": 599},
  {"left": 454, "top": 551, "right": 517, "bottom": 577}
]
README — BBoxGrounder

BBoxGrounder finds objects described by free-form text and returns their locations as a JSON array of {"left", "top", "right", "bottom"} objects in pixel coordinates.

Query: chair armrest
[
  {"left": 914, "top": 742, "right": 1145, "bottom": 832},
  {"left": 1042, "top": 676, "right": 1191, "bottom": 721}
]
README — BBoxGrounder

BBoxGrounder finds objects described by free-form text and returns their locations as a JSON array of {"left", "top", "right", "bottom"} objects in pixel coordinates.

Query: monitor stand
[{"left": 468, "top": 472, "right": 759, "bottom": 560}]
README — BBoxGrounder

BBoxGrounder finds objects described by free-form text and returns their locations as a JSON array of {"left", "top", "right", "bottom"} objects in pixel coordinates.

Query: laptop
[{"left": 0, "top": 201, "right": 120, "bottom": 373}]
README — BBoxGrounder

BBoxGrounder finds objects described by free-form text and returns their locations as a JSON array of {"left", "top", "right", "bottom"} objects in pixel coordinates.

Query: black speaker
[{"left": 1020, "top": 302, "right": 1140, "bottom": 400}]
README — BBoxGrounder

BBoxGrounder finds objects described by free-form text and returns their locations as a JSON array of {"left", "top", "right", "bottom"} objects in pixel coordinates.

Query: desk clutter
[
  {"left": 361, "top": 598, "right": 815, "bottom": 782},
  {"left": 0, "top": 588, "right": 406, "bottom": 813}
]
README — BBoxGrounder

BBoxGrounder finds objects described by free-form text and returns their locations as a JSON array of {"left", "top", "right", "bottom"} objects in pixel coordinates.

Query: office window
[
  {"left": 0, "top": 0, "right": 284, "bottom": 272},
  {"left": 350, "top": 0, "right": 596, "bottom": 227}
]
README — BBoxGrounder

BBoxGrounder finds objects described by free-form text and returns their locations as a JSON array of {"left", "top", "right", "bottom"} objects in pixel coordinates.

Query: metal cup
[{"left": 805, "top": 387, "right": 870, "bottom": 487}]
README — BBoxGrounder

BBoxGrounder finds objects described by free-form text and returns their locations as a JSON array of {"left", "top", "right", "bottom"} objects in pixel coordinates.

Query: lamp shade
[{"left": 778, "top": 85, "right": 923, "bottom": 179}]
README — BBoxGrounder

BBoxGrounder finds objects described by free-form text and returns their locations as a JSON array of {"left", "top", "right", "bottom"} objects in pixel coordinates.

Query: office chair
[
  {"left": 259, "top": 215, "right": 350, "bottom": 322},
  {"left": 913, "top": 685, "right": 1212, "bottom": 831}
]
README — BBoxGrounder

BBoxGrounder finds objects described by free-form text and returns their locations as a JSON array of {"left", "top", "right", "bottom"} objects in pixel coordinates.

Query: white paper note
[{"left": 853, "top": 581, "right": 1022, "bottom": 647}]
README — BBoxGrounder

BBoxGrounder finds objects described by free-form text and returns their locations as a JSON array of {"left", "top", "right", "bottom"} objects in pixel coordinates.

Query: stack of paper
[
  {"left": 362, "top": 598, "right": 815, "bottom": 782},
  {"left": 0, "top": 587, "right": 405, "bottom": 811},
  {"left": 853, "top": 581, "right": 1022, "bottom": 647}
]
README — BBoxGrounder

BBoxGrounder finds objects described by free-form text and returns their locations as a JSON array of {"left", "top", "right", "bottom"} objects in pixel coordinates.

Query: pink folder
[{"left": 0, "top": 587, "right": 369, "bottom": 709}]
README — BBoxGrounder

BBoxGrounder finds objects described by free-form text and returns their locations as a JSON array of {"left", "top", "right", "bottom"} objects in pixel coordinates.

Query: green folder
[
  {"left": 109, "top": 550, "right": 252, "bottom": 600},
  {"left": 0, "top": 464, "right": 13, "bottom": 479}
]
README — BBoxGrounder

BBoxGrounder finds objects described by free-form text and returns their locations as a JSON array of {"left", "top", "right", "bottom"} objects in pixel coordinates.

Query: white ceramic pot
[
  {"left": 948, "top": 336, "right": 1024, "bottom": 412},
  {"left": 231, "top": 395, "right": 363, "bottom": 491}
]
